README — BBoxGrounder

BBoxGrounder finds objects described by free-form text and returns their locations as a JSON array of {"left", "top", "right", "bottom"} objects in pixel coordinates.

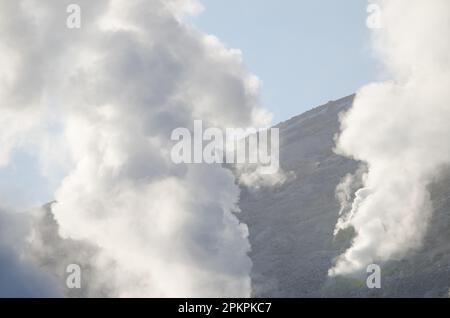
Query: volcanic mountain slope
[{"left": 237, "top": 95, "right": 450, "bottom": 297}]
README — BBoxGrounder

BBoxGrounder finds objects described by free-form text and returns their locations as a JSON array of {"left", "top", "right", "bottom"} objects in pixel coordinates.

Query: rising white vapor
[
  {"left": 0, "top": 0, "right": 272, "bottom": 297},
  {"left": 330, "top": 0, "right": 450, "bottom": 276}
]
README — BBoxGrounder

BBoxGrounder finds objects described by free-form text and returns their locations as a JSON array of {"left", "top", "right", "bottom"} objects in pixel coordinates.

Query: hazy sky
[{"left": 193, "top": 0, "right": 379, "bottom": 122}]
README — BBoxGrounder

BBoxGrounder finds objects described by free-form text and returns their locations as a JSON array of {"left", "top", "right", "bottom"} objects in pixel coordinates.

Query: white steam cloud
[
  {"left": 0, "top": 0, "right": 273, "bottom": 297},
  {"left": 330, "top": 0, "right": 450, "bottom": 276}
]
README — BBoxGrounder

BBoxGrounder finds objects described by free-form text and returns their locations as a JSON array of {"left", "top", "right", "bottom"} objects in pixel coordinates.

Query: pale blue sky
[{"left": 193, "top": 0, "right": 379, "bottom": 122}]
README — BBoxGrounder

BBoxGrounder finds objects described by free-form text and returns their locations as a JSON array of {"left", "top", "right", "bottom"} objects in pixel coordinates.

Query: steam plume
[
  {"left": 330, "top": 0, "right": 450, "bottom": 276},
  {"left": 0, "top": 0, "right": 272, "bottom": 296}
]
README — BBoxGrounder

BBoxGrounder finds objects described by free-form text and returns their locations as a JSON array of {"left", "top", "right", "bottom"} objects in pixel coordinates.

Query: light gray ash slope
[{"left": 237, "top": 95, "right": 450, "bottom": 297}]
